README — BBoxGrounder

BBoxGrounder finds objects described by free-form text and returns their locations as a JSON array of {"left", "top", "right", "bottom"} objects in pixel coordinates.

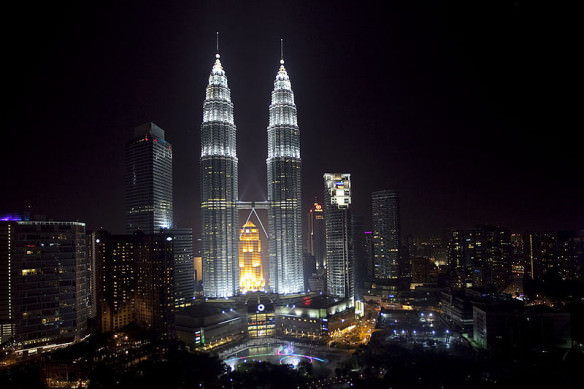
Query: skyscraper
[
  {"left": 371, "top": 190, "right": 400, "bottom": 285},
  {"left": 307, "top": 202, "right": 326, "bottom": 271},
  {"left": 134, "top": 232, "right": 175, "bottom": 337},
  {"left": 447, "top": 226, "right": 511, "bottom": 290},
  {"left": 200, "top": 52, "right": 239, "bottom": 298},
  {"left": 125, "top": 122, "right": 173, "bottom": 234},
  {"left": 94, "top": 231, "right": 136, "bottom": 333},
  {"left": 323, "top": 173, "right": 354, "bottom": 301},
  {"left": 170, "top": 228, "right": 194, "bottom": 308},
  {"left": 94, "top": 230, "right": 176, "bottom": 335},
  {"left": 267, "top": 54, "right": 303, "bottom": 294},
  {"left": 0, "top": 219, "right": 89, "bottom": 349}
]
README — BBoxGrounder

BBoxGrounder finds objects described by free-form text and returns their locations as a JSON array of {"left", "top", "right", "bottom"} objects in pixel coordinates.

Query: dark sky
[{"left": 3, "top": 1, "right": 581, "bottom": 238}]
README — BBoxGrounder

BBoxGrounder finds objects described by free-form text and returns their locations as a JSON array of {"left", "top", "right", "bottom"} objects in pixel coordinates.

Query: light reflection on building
[{"left": 239, "top": 221, "right": 265, "bottom": 293}]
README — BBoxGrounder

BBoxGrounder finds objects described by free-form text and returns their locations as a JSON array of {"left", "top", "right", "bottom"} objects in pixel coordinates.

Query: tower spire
[
  {"left": 216, "top": 31, "right": 220, "bottom": 58},
  {"left": 280, "top": 38, "right": 284, "bottom": 65}
]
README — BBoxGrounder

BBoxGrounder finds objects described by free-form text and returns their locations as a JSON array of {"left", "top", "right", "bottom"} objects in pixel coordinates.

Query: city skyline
[{"left": 4, "top": 1, "right": 580, "bottom": 239}]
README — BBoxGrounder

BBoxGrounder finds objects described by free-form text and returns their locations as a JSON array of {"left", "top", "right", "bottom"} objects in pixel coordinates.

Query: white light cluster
[{"left": 201, "top": 145, "right": 237, "bottom": 158}]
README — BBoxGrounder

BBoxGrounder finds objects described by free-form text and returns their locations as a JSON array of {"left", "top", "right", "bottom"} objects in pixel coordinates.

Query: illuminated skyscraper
[
  {"left": 371, "top": 190, "right": 400, "bottom": 284},
  {"left": 200, "top": 52, "right": 239, "bottom": 298},
  {"left": 125, "top": 122, "right": 173, "bottom": 234},
  {"left": 323, "top": 173, "right": 354, "bottom": 301},
  {"left": 267, "top": 52, "right": 303, "bottom": 294},
  {"left": 239, "top": 221, "right": 265, "bottom": 293},
  {"left": 0, "top": 219, "right": 89, "bottom": 348}
]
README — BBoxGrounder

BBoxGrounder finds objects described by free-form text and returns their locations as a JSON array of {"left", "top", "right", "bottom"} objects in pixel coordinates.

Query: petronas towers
[
  {"left": 266, "top": 59, "right": 303, "bottom": 294},
  {"left": 200, "top": 46, "right": 303, "bottom": 298},
  {"left": 200, "top": 53, "right": 239, "bottom": 298}
]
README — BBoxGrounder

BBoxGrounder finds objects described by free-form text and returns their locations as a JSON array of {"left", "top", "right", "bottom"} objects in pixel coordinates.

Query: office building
[
  {"left": 134, "top": 232, "right": 175, "bottom": 337},
  {"left": 0, "top": 219, "right": 89, "bottom": 349},
  {"left": 447, "top": 226, "right": 512, "bottom": 290},
  {"left": 94, "top": 231, "right": 137, "bottom": 333},
  {"left": 125, "top": 122, "right": 173, "bottom": 234},
  {"left": 371, "top": 190, "right": 400, "bottom": 285},
  {"left": 94, "top": 230, "right": 175, "bottom": 336},
  {"left": 267, "top": 55, "right": 303, "bottom": 294},
  {"left": 323, "top": 173, "right": 353, "bottom": 301},
  {"left": 171, "top": 228, "right": 194, "bottom": 308},
  {"left": 86, "top": 231, "right": 98, "bottom": 321},
  {"left": 307, "top": 202, "right": 326, "bottom": 271},
  {"left": 200, "top": 52, "right": 239, "bottom": 298}
]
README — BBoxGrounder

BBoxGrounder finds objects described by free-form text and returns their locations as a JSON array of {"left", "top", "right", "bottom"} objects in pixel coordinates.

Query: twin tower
[{"left": 200, "top": 49, "right": 302, "bottom": 298}]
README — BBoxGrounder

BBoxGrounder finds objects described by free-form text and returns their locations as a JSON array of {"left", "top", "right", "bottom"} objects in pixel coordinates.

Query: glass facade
[
  {"left": 267, "top": 59, "right": 303, "bottom": 294},
  {"left": 308, "top": 203, "right": 326, "bottom": 270},
  {"left": 371, "top": 190, "right": 400, "bottom": 282},
  {"left": 201, "top": 54, "right": 239, "bottom": 298},
  {"left": 125, "top": 122, "right": 173, "bottom": 234},
  {"left": 323, "top": 174, "right": 354, "bottom": 301},
  {"left": 171, "top": 228, "right": 194, "bottom": 308},
  {"left": 0, "top": 221, "right": 88, "bottom": 348}
]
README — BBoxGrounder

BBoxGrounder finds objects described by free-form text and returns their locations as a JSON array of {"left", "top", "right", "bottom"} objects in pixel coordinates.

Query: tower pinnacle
[{"left": 280, "top": 38, "right": 284, "bottom": 65}]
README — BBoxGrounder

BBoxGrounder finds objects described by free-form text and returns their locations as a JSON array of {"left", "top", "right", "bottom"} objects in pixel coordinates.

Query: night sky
[{"left": 3, "top": 1, "right": 580, "bottom": 238}]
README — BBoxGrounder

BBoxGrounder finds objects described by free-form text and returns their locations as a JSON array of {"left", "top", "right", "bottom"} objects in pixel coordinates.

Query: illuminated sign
[{"left": 257, "top": 304, "right": 265, "bottom": 312}]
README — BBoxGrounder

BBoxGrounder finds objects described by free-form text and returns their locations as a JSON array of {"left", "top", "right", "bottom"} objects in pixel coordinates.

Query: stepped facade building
[
  {"left": 266, "top": 58, "right": 304, "bottom": 294},
  {"left": 200, "top": 53, "right": 240, "bottom": 298}
]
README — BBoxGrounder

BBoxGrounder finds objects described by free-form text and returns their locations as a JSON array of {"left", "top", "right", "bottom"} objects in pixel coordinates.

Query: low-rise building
[{"left": 473, "top": 302, "right": 571, "bottom": 354}]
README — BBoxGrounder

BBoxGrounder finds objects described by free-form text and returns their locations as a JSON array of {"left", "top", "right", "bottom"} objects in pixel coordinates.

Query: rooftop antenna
[
  {"left": 216, "top": 31, "right": 220, "bottom": 58},
  {"left": 280, "top": 38, "right": 284, "bottom": 65}
]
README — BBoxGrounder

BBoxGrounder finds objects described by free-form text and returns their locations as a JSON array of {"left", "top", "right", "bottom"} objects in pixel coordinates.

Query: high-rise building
[
  {"left": 526, "top": 230, "right": 584, "bottom": 281},
  {"left": 363, "top": 231, "right": 374, "bottom": 286},
  {"left": 200, "top": 52, "right": 239, "bottom": 298},
  {"left": 371, "top": 190, "right": 400, "bottom": 285},
  {"left": 86, "top": 231, "right": 98, "bottom": 321},
  {"left": 447, "top": 226, "right": 512, "bottom": 290},
  {"left": 0, "top": 219, "right": 89, "bottom": 349},
  {"left": 125, "top": 122, "right": 173, "bottom": 234},
  {"left": 134, "top": 232, "right": 175, "bottom": 337},
  {"left": 239, "top": 221, "right": 265, "bottom": 293},
  {"left": 307, "top": 202, "right": 326, "bottom": 271},
  {"left": 170, "top": 228, "right": 194, "bottom": 308},
  {"left": 351, "top": 215, "right": 368, "bottom": 294},
  {"left": 94, "top": 230, "right": 176, "bottom": 336},
  {"left": 94, "top": 231, "right": 136, "bottom": 333},
  {"left": 323, "top": 173, "right": 354, "bottom": 301},
  {"left": 267, "top": 55, "right": 303, "bottom": 294}
]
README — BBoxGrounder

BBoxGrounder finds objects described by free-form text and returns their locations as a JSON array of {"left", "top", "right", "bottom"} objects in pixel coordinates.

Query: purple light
[
  {"left": 1, "top": 215, "right": 22, "bottom": 221},
  {"left": 364, "top": 231, "right": 372, "bottom": 234}
]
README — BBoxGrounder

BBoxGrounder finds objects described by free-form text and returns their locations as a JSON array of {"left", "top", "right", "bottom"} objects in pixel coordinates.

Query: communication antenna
[{"left": 280, "top": 38, "right": 284, "bottom": 64}]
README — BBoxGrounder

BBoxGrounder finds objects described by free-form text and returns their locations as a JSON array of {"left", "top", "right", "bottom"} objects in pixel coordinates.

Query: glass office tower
[
  {"left": 371, "top": 190, "right": 400, "bottom": 282},
  {"left": 323, "top": 173, "right": 354, "bottom": 301},
  {"left": 0, "top": 220, "right": 89, "bottom": 348},
  {"left": 125, "top": 122, "right": 173, "bottom": 234}
]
